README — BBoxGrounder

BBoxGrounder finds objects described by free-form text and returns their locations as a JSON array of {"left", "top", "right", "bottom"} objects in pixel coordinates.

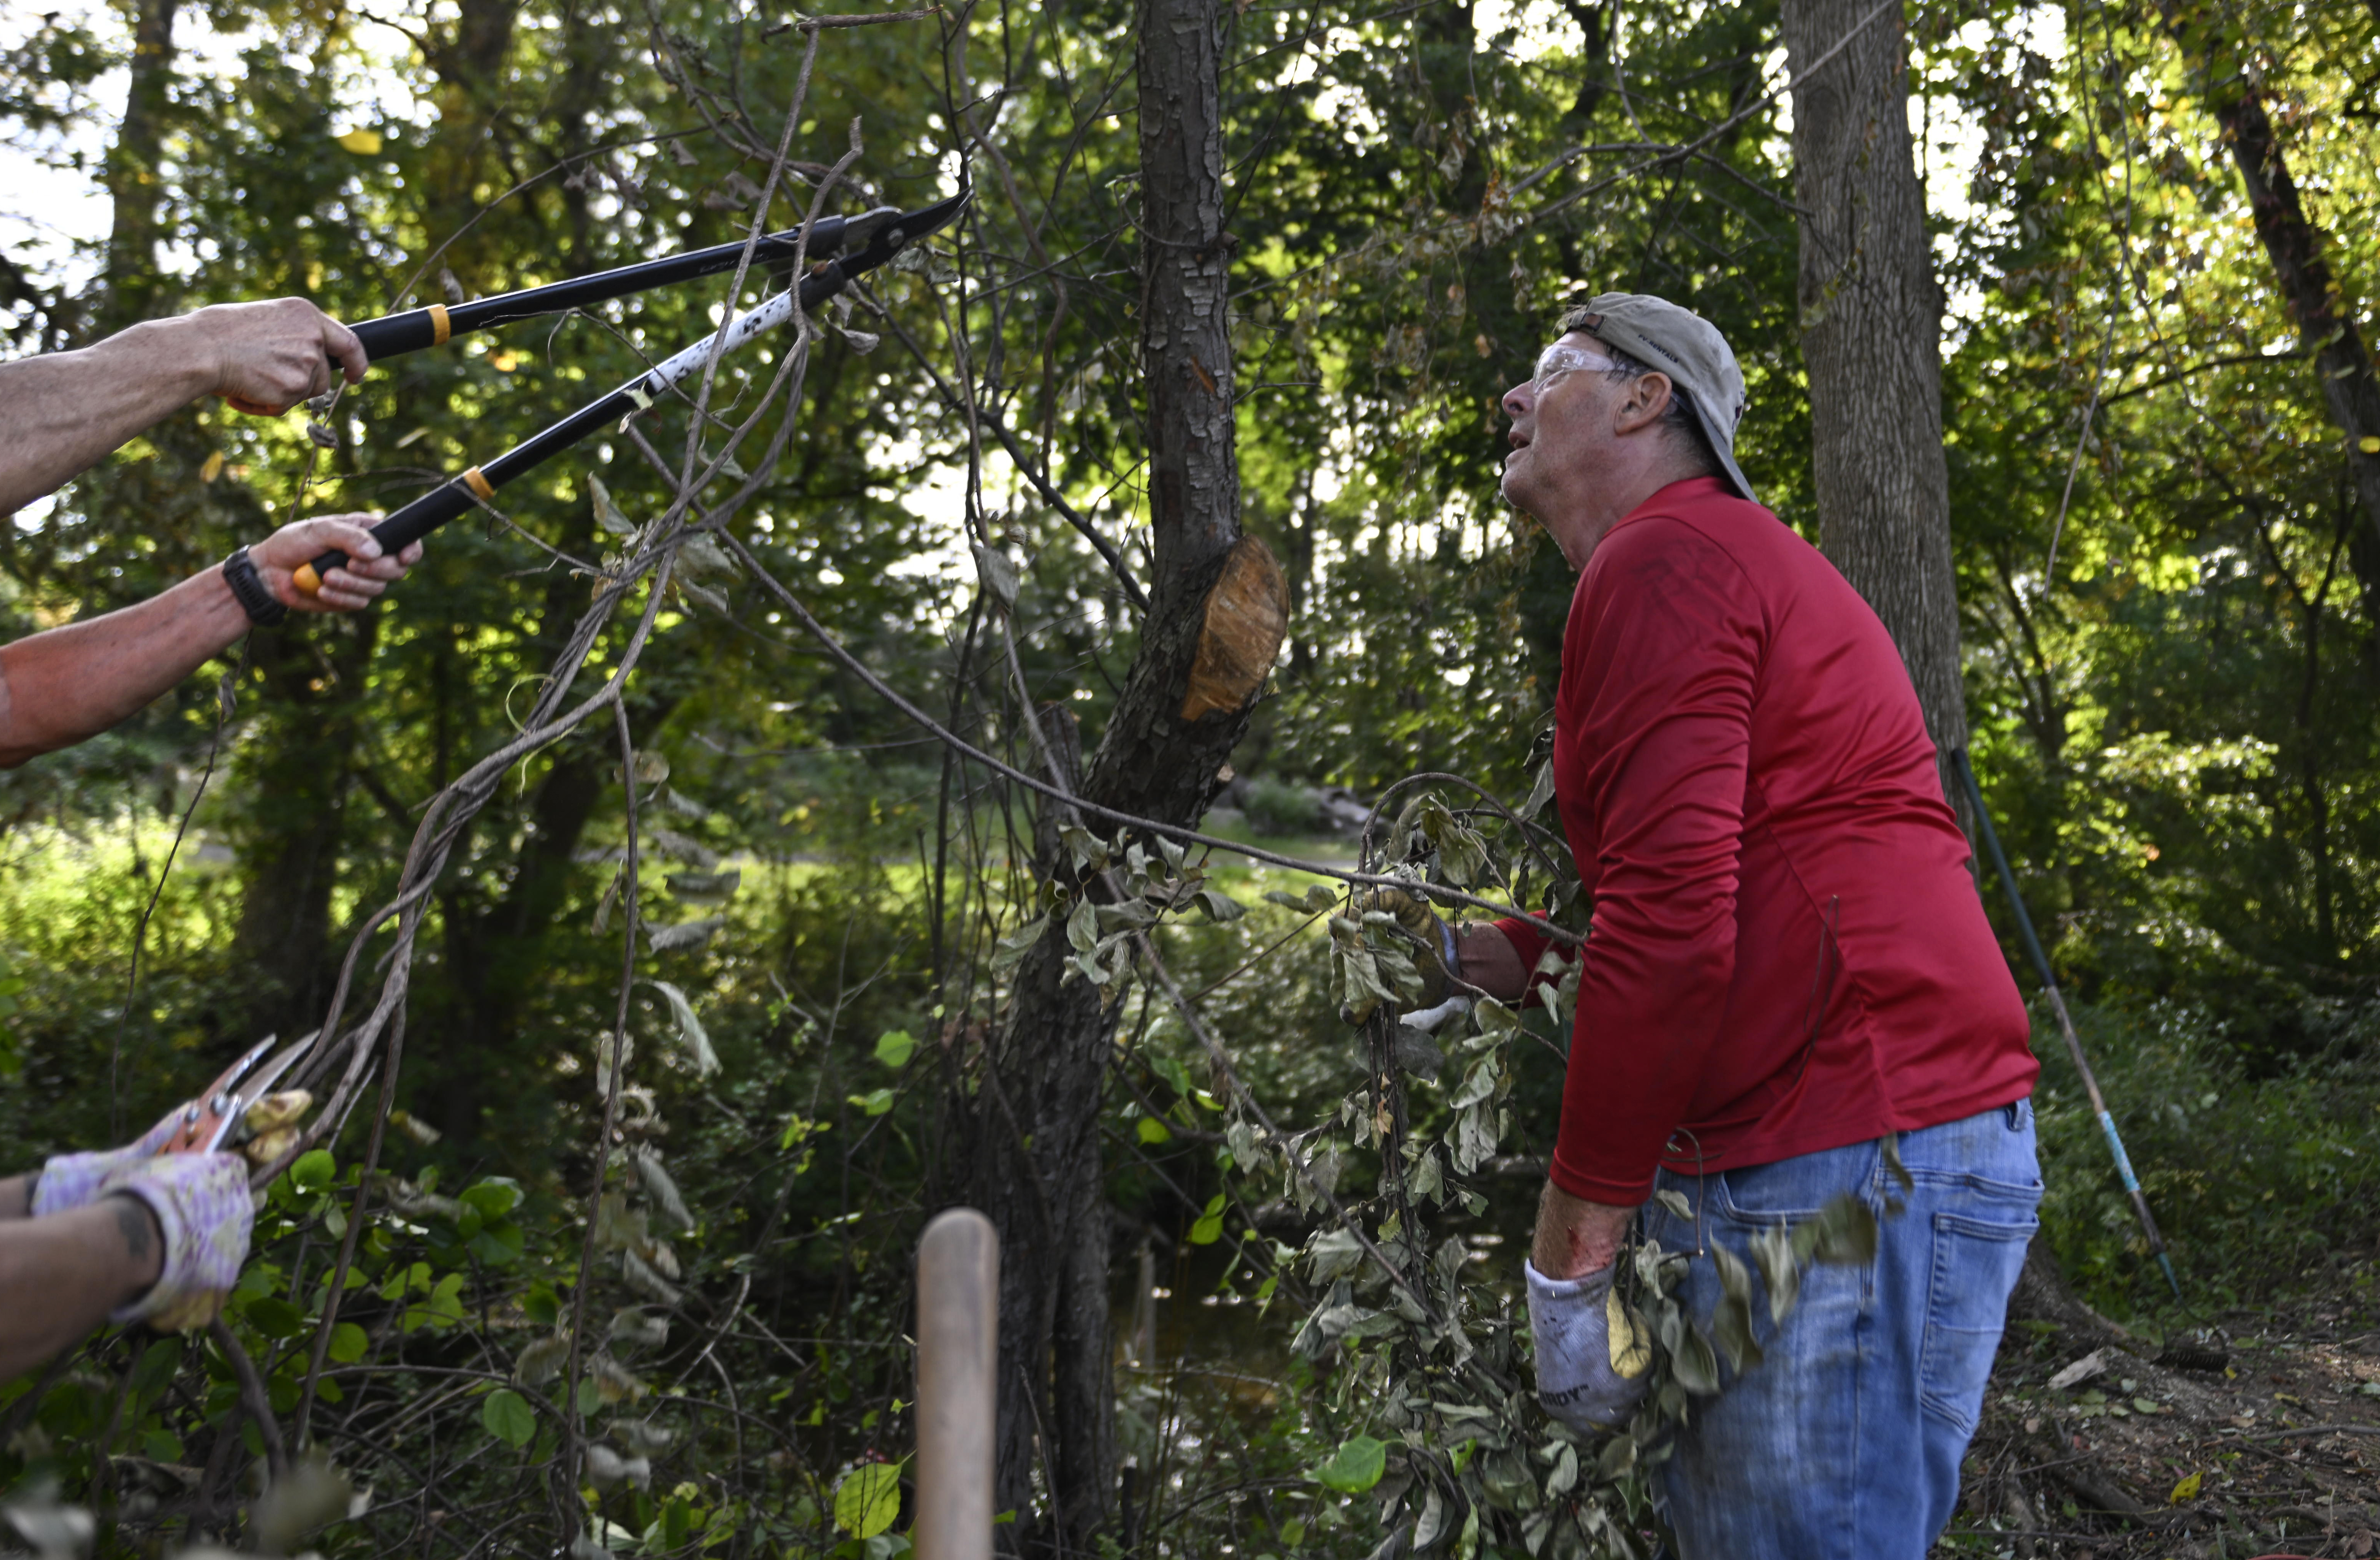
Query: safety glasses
[{"left": 1530, "top": 342, "right": 1617, "bottom": 392}]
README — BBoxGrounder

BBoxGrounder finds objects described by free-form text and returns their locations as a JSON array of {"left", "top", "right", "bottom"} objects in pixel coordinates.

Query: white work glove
[
  {"left": 1527, "top": 1258, "right": 1652, "bottom": 1431},
  {"left": 103, "top": 1153, "right": 259, "bottom": 1332},
  {"left": 30, "top": 1110, "right": 182, "bottom": 1217}
]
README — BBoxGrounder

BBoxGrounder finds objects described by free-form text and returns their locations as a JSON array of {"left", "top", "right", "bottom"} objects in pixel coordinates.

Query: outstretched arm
[
  {"left": 0, "top": 1196, "right": 163, "bottom": 1381},
  {"left": 0, "top": 515, "right": 422, "bottom": 769},
  {"left": 0, "top": 298, "right": 367, "bottom": 516},
  {"left": 1456, "top": 924, "right": 1532, "bottom": 1001}
]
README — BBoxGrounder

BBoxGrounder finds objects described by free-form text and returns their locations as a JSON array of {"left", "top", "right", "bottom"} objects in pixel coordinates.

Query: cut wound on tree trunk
[{"left": 1179, "top": 536, "right": 1287, "bottom": 722}]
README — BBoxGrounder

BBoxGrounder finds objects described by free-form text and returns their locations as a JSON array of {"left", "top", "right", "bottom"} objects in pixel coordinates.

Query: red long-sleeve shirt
[{"left": 1495, "top": 477, "right": 2037, "bottom": 1204}]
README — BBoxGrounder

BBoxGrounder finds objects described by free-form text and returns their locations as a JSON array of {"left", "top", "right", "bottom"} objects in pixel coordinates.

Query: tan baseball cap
[{"left": 1563, "top": 293, "right": 1755, "bottom": 503}]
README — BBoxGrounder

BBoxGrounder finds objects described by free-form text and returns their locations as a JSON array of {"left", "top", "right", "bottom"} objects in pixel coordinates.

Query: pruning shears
[
  {"left": 159, "top": 1033, "right": 313, "bottom": 1157},
  {"left": 278, "top": 190, "right": 970, "bottom": 596}
]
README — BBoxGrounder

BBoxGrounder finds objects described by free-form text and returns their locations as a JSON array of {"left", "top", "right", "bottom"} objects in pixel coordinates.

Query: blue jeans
[{"left": 1637, "top": 1100, "right": 2041, "bottom": 1560}]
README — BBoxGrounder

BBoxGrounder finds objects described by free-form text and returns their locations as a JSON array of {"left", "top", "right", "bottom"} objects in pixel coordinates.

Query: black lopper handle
[
  {"left": 349, "top": 308, "right": 449, "bottom": 362},
  {"left": 292, "top": 476, "right": 478, "bottom": 595}
]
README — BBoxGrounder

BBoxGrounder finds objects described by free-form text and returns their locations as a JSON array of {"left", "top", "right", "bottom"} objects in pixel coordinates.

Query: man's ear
[{"left": 1612, "top": 372, "right": 1673, "bottom": 434}]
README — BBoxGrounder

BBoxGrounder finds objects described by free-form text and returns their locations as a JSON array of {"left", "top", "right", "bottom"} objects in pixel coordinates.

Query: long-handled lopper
[
  {"left": 340, "top": 203, "right": 943, "bottom": 363},
  {"left": 1954, "top": 748, "right": 2183, "bottom": 1301},
  {"left": 288, "top": 192, "right": 968, "bottom": 596}
]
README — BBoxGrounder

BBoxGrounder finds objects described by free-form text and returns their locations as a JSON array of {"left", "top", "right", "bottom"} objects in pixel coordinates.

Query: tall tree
[
  {"left": 1781, "top": 0, "right": 1971, "bottom": 810},
  {"left": 96, "top": 0, "right": 177, "bottom": 334},
  {"left": 2152, "top": 0, "right": 2380, "bottom": 604},
  {"left": 945, "top": 0, "right": 1285, "bottom": 1546}
]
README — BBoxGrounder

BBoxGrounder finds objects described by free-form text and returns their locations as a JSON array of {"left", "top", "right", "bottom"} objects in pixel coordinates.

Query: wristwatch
[{"left": 221, "top": 546, "right": 288, "bottom": 627}]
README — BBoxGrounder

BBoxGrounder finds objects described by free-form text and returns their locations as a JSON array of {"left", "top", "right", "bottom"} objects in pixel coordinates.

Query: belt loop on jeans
[{"left": 2005, "top": 1101, "right": 2021, "bottom": 1130}]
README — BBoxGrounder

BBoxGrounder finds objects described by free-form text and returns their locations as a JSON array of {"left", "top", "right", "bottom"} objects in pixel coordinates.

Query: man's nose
[{"left": 1501, "top": 380, "right": 1532, "bottom": 419}]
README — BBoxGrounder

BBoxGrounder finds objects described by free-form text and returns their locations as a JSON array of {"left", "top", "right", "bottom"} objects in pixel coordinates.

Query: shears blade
[
  {"left": 160, "top": 1034, "right": 313, "bottom": 1155},
  {"left": 840, "top": 190, "right": 971, "bottom": 275}
]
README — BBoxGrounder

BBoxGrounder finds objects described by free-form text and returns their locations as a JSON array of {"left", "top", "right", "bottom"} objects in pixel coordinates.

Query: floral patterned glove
[
  {"left": 99, "top": 1153, "right": 257, "bottom": 1332},
  {"left": 1527, "top": 1258, "right": 1652, "bottom": 1432},
  {"left": 30, "top": 1110, "right": 182, "bottom": 1218}
]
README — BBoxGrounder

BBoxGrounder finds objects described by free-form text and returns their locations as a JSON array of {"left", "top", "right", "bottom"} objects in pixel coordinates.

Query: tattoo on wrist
[{"left": 111, "top": 1196, "right": 154, "bottom": 1263}]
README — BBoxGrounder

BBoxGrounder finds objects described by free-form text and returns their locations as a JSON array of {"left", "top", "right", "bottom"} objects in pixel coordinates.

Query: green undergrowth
[{"left": 2031, "top": 994, "right": 2380, "bottom": 1324}]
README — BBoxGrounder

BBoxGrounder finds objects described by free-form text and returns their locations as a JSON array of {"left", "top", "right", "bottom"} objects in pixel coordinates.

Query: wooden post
[{"left": 915, "top": 1208, "right": 998, "bottom": 1560}]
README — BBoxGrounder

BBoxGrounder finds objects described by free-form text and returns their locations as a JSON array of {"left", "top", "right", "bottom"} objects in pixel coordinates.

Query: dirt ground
[{"left": 1932, "top": 1280, "right": 2380, "bottom": 1558}]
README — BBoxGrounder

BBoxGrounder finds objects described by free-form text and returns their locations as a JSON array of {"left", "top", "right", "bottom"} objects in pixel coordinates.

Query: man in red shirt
[{"left": 1454, "top": 295, "right": 2042, "bottom": 1557}]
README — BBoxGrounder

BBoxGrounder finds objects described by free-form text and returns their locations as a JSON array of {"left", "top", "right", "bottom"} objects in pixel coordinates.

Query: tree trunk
[
  {"left": 228, "top": 617, "right": 378, "bottom": 1037},
  {"left": 947, "top": 0, "right": 1287, "bottom": 1551},
  {"left": 97, "top": 0, "right": 179, "bottom": 333},
  {"left": 2154, "top": 0, "right": 2380, "bottom": 605},
  {"left": 222, "top": 0, "right": 528, "bottom": 1051},
  {"left": 1780, "top": 0, "right": 1971, "bottom": 815}
]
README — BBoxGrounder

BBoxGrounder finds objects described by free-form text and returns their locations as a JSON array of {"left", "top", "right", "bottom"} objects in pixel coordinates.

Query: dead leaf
[{"left": 2049, "top": 1348, "right": 2111, "bottom": 1391}]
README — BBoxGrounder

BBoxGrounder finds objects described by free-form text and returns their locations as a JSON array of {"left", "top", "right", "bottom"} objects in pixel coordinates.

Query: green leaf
[
  {"left": 1470, "top": 997, "right": 1518, "bottom": 1039},
  {"left": 291, "top": 1150, "right": 336, "bottom": 1195},
  {"left": 1811, "top": 1193, "right": 1878, "bottom": 1266},
  {"left": 1711, "top": 1290, "right": 1762, "bottom": 1375},
  {"left": 459, "top": 1177, "right": 522, "bottom": 1219},
  {"left": 1748, "top": 1224, "right": 1800, "bottom": 1324},
  {"left": 873, "top": 1029, "right": 917, "bottom": 1069},
  {"left": 648, "top": 980, "right": 720, "bottom": 1077},
  {"left": 1522, "top": 757, "right": 1556, "bottom": 819},
  {"left": 1881, "top": 1133, "right": 1914, "bottom": 1194},
  {"left": 1188, "top": 1193, "right": 1226, "bottom": 1245},
  {"left": 483, "top": 1388, "right": 536, "bottom": 1448},
  {"left": 1193, "top": 888, "right": 1246, "bottom": 922},
  {"left": 327, "top": 1322, "right": 369, "bottom": 1364},
  {"left": 991, "top": 913, "right": 1049, "bottom": 976},
  {"left": 523, "top": 1282, "right": 561, "bottom": 1328},
  {"left": 1135, "top": 1116, "right": 1173, "bottom": 1145},
  {"left": 1670, "top": 1322, "right": 1720, "bottom": 1394},
  {"left": 1312, "top": 1434, "right": 1387, "bottom": 1493},
  {"left": 470, "top": 1221, "right": 526, "bottom": 1267},
  {"left": 244, "top": 1296, "right": 306, "bottom": 1340},
  {"left": 1711, "top": 1240, "right": 1753, "bottom": 1306},
  {"left": 1305, "top": 1227, "right": 1364, "bottom": 1280},
  {"left": 834, "top": 1462, "right": 902, "bottom": 1538},
  {"left": 1151, "top": 1055, "right": 1194, "bottom": 1098},
  {"left": 971, "top": 543, "right": 1020, "bottom": 611},
  {"left": 850, "top": 1088, "right": 895, "bottom": 1117}
]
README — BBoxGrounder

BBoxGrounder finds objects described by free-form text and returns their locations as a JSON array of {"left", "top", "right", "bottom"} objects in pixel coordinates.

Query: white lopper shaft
[
  {"left": 914, "top": 1209, "right": 998, "bottom": 1560},
  {"left": 643, "top": 287, "right": 805, "bottom": 396}
]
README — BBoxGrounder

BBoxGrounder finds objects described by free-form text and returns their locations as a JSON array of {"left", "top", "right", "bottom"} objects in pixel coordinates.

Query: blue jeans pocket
[{"left": 1917, "top": 1210, "right": 2037, "bottom": 1434}]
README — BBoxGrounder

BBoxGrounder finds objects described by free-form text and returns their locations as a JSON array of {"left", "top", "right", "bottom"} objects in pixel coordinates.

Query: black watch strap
[{"left": 223, "top": 546, "right": 289, "bottom": 627}]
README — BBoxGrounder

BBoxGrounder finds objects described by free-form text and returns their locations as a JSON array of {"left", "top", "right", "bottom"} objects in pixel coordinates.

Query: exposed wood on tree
[
  {"left": 1179, "top": 539, "right": 1287, "bottom": 722},
  {"left": 942, "top": 0, "right": 1284, "bottom": 1549}
]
